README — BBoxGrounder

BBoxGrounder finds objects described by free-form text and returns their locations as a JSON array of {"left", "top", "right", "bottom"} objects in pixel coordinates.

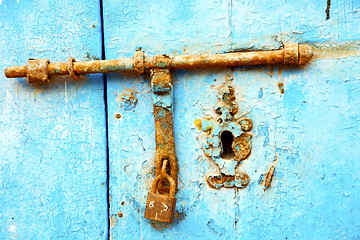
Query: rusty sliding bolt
[
  {"left": 4, "top": 43, "right": 312, "bottom": 83},
  {"left": 3, "top": 43, "right": 313, "bottom": 224}
]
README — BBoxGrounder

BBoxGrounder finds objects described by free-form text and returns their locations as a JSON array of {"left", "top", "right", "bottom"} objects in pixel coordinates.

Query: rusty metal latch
[
  {"left": 150, "top": 68, "right": 178, "bottom": 195},
  {"left": 5, "top": 43, "right": 312, "bottom": 82},
  {"left": 4, "top": 43, "right": 313, "bottom": 223}
]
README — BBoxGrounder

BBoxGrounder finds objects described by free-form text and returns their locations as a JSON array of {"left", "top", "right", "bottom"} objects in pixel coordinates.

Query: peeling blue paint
[
  {"left": 2, "top": 0, "right": 357, "bottom": 239},
  {"left": 120, "top": 90, "right": 138, "bottom": 111},
  {"left": 0, "top": 1, "right": 108, "bottom": 239},
  {"left": 105, "top": 0, "right": 360, "bottom": 238}
]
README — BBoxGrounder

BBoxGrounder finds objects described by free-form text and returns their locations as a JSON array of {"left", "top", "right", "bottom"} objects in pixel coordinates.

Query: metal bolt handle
[{"left": 4, "top": 43, "right": 312, "bottom": 83}]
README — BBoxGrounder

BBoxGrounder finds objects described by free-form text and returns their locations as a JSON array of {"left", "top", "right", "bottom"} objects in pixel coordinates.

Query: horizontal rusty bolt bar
[
  {"left": 5, "top": 59, "right": 135, "bottom": 78},
  {"left": 4, "top": 43, "right": 312, "bottom": 82}
]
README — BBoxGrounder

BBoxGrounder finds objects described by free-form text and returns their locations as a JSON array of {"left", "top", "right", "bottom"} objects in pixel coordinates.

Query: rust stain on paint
[
  {"left": 110, "top": 214, "right": 117, "bottom": 240},
  {"left": 312, "top": 41, "right": 360, "bottom": 59},
  {"left": 264, "top": 166, "right": 275, "bottom": 188},
  {"left": 325, "top": 0, "right": 331, "bottom": 20},
  {"left": 269, "top": 66, "right": 274, "bottom": 78},
  {"left": 277, "top": 82, "right": 284, "bottom": 94},
  {"left": 149, "top": 210, "right": 186, "bottom": 231},
  {"left": 207, "top": 173, "right": 250, "bottom": 189},
  {"left": 262, "top": 153, "right": 279, "bottom": 191},
  {"left": 119, "top": 89, "right": 138, "bottom": 111},
  {"left": 277, "top": 67, "right": 284, "bottom": 94},
  {"left": 194, "top": 119, "right": 202, "bottom": 131}
]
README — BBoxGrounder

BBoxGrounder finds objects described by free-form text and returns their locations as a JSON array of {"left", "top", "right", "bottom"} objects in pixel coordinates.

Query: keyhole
[{"left": 220, "top": 131, "right": 235, "bottom": 159}]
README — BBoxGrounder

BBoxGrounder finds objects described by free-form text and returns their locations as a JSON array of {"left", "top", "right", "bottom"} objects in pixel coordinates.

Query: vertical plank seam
[
  {"left": 228, "top": 0, "right": 239, "bottom": 233},
  {"left": 99, "top": 0, "right": 111, "bottom": 239}
]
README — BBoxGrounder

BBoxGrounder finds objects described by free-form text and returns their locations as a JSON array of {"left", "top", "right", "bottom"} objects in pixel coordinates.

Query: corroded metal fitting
[
  {"left": 284, "top": 43, "right": 313, "bottom": 65},
  {"left": 5, "top": 43, "right": 313, "bottom": 81},
  {"left": 133, "top": 50, "right": 145, "bottom": 75},
  {"left": 26, "top": 59, "right": 50, "bottom": 84},
  {"left": 67, "top": 57, "right": 80, "bottom": 80},
  {"left": 151, "top": 69, "right": 178, "bottom": 193},
  {"left": 283, "top": 43, "right": 299, "bottom": 65},
  {"left": 298, "top": 44, "right": 313, "bottom": 65},
  {"left": 150, "top": 68, "right": 172, "bottom": 93},
  {"left": 152, "top": 54, "right": 172, "bottom": 69}
]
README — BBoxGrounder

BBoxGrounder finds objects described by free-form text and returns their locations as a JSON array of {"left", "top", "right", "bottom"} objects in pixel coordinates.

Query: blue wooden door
[
  {"left": 0, "top": 1, "right": 108, "bottom": 239},
  {"left": 1, "top": 0, "right": 360, "bottom": 239},
  {"left": 104, "top": 0, "right": 360, "bottom": 239}
]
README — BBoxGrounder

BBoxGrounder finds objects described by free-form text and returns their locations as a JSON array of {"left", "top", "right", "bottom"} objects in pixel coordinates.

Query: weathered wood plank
[
  {"left": 103, "top": 0, "right": 236, "bottom": 239},
  {"left": 104, "top": 0, "right": 360, "bottom": 239},
  {"left": 0, "top": 1, "right": 108, "bottom": 239}
]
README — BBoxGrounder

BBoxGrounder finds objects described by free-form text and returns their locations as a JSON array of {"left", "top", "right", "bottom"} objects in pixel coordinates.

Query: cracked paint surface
[
  {"left": 104, "top": 0, "right": 360, "bottom": 239},
  {"left": 0, "top": 1, "right": 108, "bottom": 239},
  {"left": 1, "top": 0, "right": 359, "bottom": 239},
  {"left": 120, "top": 89, "right": 138, "bottom": 111}
]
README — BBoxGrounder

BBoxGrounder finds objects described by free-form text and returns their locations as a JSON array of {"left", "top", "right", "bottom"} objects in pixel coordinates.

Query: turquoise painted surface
[
  {"left": 0, "top": 0, "right": 108, "bottom": 239},
  {"left": 1, "top": 0, "right": 360, "bottom": 239},
  {"left": 104, "top": 0, "right": 360, "bottom": 239}
]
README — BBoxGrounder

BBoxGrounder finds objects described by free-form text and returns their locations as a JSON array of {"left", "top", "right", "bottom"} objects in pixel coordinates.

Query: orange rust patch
[
  {"left": 194, "top": 119, "right": 202, "bottom": 131},
  {"left": 278, "top": 82, "right": 285, "bottom": 94},
  {"left": 264, "top": 166, "right": 275, "bottom": 188},
  {"left": 312, "top": 41, "right": 360, "bottom": 59},
  {"left": 269, "top": 66, "right": 274, "bottom": 77},
  {"left": 110, "top": 215, "right": 117, "bottom": 235},
  {"left": 263, "top": 153, "right": 279, "bottom": 190},
  {"left": 277, "top": 67, "right": 285, "bottom": 94}
]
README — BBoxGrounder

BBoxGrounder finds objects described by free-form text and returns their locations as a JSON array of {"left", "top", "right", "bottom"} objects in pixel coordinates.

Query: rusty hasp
[
  {"left": 151, "top": 68, "right": 178, "bottom": 194},
  {"left": 145, "top": 68, "right": 179, "bottom": 223},
  {"left": 4, "top": 43, "right": 312, "bottom": 83}
]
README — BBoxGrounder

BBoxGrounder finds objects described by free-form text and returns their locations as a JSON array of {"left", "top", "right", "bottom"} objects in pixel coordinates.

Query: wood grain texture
[
  {"left": 1, "top": 0, "right": 360, "bottom": 239},
  {"left": 104, "top": 0, "right": 360, "bottom": 239},
  {"left": 0, "top": 1, "right": 108, "bottom": 239}
]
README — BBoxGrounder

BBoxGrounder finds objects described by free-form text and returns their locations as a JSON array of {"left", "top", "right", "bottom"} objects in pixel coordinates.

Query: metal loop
[
  {"left": 151, "top": 174, "right": 176, "bottom": 197},
  {"left": 133, "top": 50, "right": 145, "bottom": 75},
  {"left": 159, "top": 159, "right": 169, "bottom": 183},
  {"left": 156, "top": 155, "right": 178, "bottom": 193},
  {"left": 67, "top": 57, "right": 80, "bottom": 80},
  {"left": 161, "top": 159, "right": 168, "bottom": 176}
]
